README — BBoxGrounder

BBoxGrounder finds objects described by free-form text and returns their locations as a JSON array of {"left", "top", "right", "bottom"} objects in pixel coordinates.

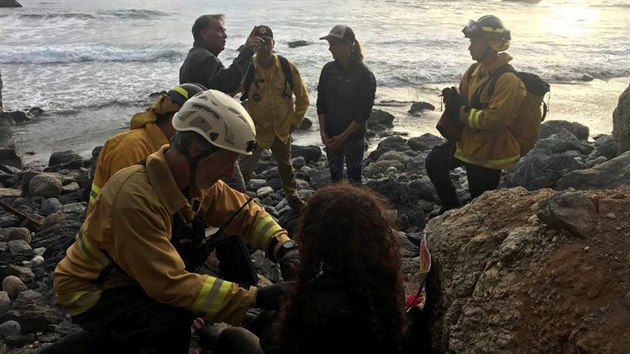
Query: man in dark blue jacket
[{"left": 179, "top": 14, "right": 264, "bottom": 192}]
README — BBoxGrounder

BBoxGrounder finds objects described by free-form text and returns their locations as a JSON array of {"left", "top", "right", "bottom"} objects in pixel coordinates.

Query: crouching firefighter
[{"left": 46, "top": 90, "right": 299, "bottom": 354}]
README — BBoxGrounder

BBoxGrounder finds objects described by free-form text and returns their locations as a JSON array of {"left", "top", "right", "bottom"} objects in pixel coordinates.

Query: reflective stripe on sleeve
[
  {"left": 467, "top": 108, "right": 483, "bottom": 129},
  {"left": 75, "top": 229, "right": 108, "bottom": 267},
  {"left": 192, "top": 277, "right": 231, "bottom": 318},
  {"left": 456, "top": 152, "right": 520, "bottom": 170},
  {"left": 88, "top": 183, "right": 102, "bottom": 206},
  {"left": 252, "top": 215, "right": 282, "bottom": 249},
  {"left": 57, "top": 290, "right": 102, "bottom": 316}
]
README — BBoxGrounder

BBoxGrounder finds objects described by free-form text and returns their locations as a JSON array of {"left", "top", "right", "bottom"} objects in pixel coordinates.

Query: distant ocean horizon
[{"left": 1, "top": 0, "right": 629, "bottom": 163}]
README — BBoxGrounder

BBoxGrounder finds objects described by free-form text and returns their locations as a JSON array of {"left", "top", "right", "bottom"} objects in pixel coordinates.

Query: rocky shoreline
[{"left": 1, "top": 83, "right": 629, "bottom": 353}]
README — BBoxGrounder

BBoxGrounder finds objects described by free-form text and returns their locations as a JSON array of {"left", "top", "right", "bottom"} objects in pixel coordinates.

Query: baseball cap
[
  {"left": 319, "top": 24, "right": 356, "bottom": 44},
  {"left": 254, "top": 25, "right": 273, "bottom": 40}
]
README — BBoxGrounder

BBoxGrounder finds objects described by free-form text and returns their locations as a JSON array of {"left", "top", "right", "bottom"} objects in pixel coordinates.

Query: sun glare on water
[{"left": 545, "top": 0, "right": 599, "bottom": 37}]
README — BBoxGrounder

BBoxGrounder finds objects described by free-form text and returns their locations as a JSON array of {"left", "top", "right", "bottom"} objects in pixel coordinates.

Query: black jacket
[
  {"left": 316, "top": 60, "right": 376, "bottom": 140},
  {"left": 179, "top": 42, "right": 254, "bottom": 93}
]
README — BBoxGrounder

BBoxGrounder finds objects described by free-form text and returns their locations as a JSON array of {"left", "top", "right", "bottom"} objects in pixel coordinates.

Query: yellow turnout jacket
[
  {"left": 87, "top": 111, "right": 170, "bottom": 215},
  {"left": 54, "top": 146, "right": 290, "bottom": 325},
  {"left": 244, "top": 55, "right": 309, "bottom": 149},
  {"left": 455, "top": 53, "right": 526, "bottom": 170}
]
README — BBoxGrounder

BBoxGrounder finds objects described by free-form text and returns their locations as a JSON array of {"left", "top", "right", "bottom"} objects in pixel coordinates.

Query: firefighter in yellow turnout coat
[
  {"left": 239, "top": 25, "right": 309, "bottom": 209},
  {"left": 51, "top": 90, "right": 298, "bottom": 354},
  {"left": 425, "top": 15, "right": 526, "bottom": 218},
  {"left": 455, "top": 51, "right": 525, "bottom": 170},
  {"left": 87, "top": 83, "right": 206, "bottom": 215}
]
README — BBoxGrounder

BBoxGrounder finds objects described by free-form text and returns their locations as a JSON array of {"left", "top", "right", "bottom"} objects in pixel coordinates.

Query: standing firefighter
[
  {"left": 238, "top": 25, "right": 310, "bottom": 210},
  {"left": 47, "top": 90, "right": 298, "bottom": 354},
  {"left": 425, "top": 15, "right": 527, "bottom": 217}
]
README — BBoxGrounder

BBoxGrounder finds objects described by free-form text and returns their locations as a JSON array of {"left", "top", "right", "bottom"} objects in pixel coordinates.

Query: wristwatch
[
  {"left": 268, "top": 238, "right": 298, "bottom": 262},
  {"left": 277, "top": 239, "right": 298, "bottom": 260}
]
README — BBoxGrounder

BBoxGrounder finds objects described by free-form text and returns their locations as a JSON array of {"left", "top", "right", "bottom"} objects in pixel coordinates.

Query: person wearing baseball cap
[
  {"left": 316, "top": 25, "right": 376, "bottom": 184},
  {"left": 239, "top": 25, "right": 310, "bottom": 210}
]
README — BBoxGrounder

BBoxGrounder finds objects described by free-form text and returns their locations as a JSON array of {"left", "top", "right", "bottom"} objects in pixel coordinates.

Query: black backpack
[
  {"left": 467, "top": 63, "right": 551, "bottom": 155},
  {"left": 240, "top": 55, "right": 294, "bottom": 101}
]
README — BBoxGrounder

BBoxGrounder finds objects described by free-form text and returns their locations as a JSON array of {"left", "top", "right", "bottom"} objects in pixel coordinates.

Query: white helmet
[{"left": 172, "top": 89, "right": 257, "bottom": 155}]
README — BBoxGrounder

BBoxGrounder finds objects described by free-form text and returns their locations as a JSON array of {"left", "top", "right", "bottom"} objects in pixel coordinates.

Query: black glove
[
  {"left": 255, "top": 281, "right": 294, "bottom": 311},
  {"left": 279, "top": 248, "right": 300, "bottom": 281},
  {"left": 444, "top": 87, "right": 464, "bottom": 122}
]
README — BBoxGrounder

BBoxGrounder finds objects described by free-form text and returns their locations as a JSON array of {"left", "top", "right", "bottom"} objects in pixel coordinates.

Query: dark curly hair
[{"left": 271, "top": 183, "right": 405, "bottom": 352}]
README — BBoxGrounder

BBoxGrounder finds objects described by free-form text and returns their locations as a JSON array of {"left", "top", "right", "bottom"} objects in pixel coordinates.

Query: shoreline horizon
[{"left": 2, "top": 76, "right": 629, "bottom": 166}]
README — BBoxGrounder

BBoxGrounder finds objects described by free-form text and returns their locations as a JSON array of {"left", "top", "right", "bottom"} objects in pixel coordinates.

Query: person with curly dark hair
[{"left": 212, "top": 183, "right": 406, "bottom": 354}]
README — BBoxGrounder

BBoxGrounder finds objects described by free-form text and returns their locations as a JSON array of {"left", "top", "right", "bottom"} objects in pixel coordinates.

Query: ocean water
[{"left": 1, "top": 0, "right": 629, "bottom": 163}]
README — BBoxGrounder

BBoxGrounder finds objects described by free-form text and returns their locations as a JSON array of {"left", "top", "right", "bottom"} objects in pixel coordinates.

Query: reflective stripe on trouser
[{"left": 326, "top": 137, "right": 365, "bottom": 184}]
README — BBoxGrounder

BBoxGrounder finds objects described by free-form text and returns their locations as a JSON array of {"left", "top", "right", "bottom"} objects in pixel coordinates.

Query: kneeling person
[{"left": 50, "top": 90, "right": 298, "bottom": 354}]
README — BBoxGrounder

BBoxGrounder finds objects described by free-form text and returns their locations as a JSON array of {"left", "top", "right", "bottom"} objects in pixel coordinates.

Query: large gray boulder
[
  {"left": 556, "top": 150, "right": 630, "bottom": 190},
  {"left": 0, "top": 0, "right": 22, "bottom": 8},
  {"left": 539, "top": 120, "right": 590, "bottom": 141},
  {"left": 423, "top": 187, "right": 630, "bottom": 353},
  {"left": 612, "top": 84, "right": 630, "bottom": 155}
]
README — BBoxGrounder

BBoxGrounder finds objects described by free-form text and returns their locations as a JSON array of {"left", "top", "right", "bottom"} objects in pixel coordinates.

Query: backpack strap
[
  {"left": 240, "top": 62, "right": 256, "bottom": 101},
  {"left": 486, "top": 64, "right": 516, "bottom": 98},
  {"left": 470, "top": 63, "right": 516, "bottom": 109},
  {"left": 278, "top": 55, "right": 294, "bottom": 98}
]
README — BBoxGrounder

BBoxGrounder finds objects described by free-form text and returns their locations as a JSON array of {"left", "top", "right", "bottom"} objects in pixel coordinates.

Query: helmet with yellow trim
[
  {"left": 167, "top": 83, "right": 207, "bottom": 107},
  {"left": 172, "top": 89, "right": 257, "bottom": 155},
  {"left": 462, "top": 15, "right": 511, "bottom": 51}
]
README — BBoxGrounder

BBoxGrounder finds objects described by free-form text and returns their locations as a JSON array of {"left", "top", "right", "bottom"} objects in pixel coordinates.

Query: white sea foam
[
  {"left": 1, "top": 0, "right": 628, "bottom": 158},
  {"left": 0, "top": 46, "right": 181, "bottom": 64}
]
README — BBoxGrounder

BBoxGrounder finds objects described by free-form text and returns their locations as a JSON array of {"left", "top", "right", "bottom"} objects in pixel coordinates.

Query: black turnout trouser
[
  {"left": 49, "top": 287, "right": 195, "bottom": 354},
  {"left": 425, "top": 141, "right": 502, "bottom": 207}
]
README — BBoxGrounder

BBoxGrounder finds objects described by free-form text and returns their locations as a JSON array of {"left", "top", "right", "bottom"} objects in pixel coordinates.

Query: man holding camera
[{"left": 179, "top": 14, "right": 265, "bottom": 192}]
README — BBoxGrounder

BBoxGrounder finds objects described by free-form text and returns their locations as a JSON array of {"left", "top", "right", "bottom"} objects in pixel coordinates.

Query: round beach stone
[{"left": 2, "top": 275, "right": 27, "bottom": 300}]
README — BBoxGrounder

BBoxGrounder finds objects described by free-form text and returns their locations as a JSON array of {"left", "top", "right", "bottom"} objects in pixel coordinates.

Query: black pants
[
  {"left": 50, "top": 287, "right": 194, "bottom": 354},
  {"left": 425, "top": 141, "right": 502, "bottom": 207}
]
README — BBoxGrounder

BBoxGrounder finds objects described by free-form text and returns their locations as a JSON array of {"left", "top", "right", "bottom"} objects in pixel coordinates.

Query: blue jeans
[{"left": 326, "top": 137, "right": 366, "bottom": 184}]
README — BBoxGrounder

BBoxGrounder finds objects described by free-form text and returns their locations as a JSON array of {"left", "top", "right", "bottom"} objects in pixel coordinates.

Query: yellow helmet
[{"left": 463, "top": 15, "right": 511, "bottom": 51}]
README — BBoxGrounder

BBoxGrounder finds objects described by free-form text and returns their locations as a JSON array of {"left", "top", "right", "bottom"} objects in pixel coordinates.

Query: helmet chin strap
[
  {"left": 181, "top": 147, "right": 217, "bottom": 192},
  {"left": 480, "top": 46, "right": 491, "bottom": 62},
  {"left": 186, "top": 148, "right": 216, "bottom": 175}
]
